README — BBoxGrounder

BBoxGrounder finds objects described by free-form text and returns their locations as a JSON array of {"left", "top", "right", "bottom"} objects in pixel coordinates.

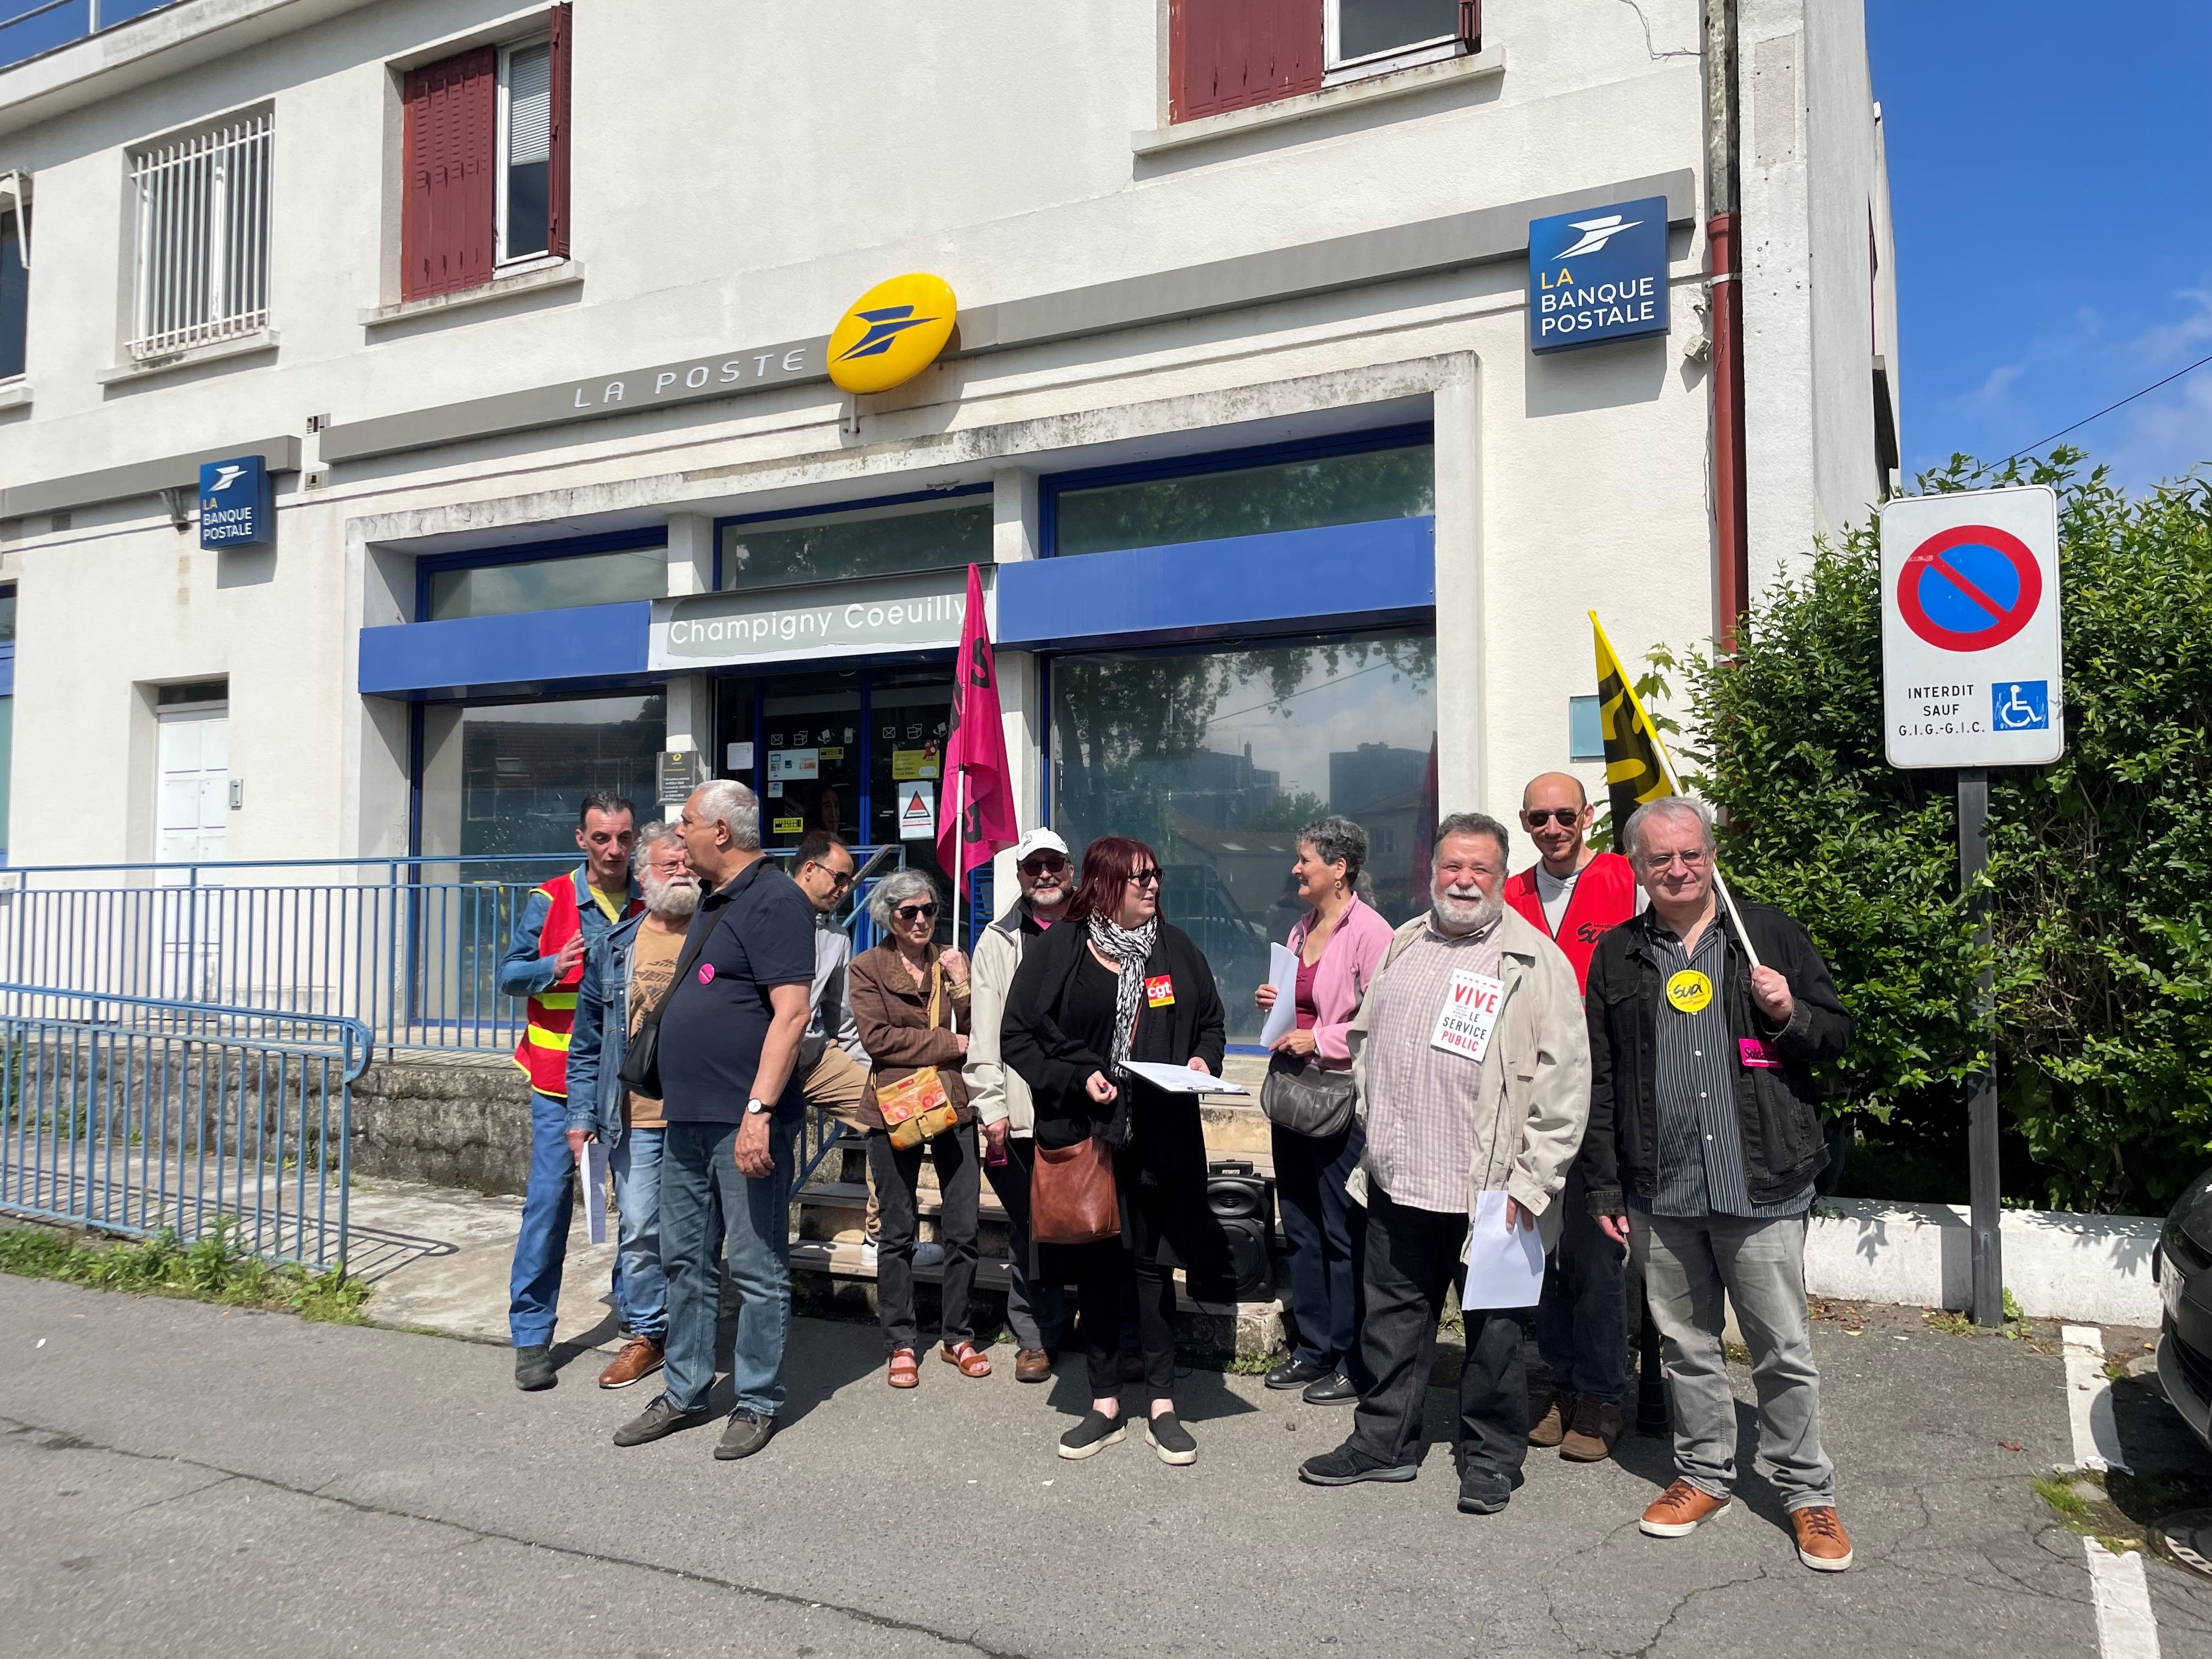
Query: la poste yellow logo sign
[{"left": 826, "top": 273, "right": 957, "bottom": 395}]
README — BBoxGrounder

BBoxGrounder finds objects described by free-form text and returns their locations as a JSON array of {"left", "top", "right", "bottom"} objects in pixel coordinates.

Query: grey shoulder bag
[{"left": 1260, "top": 1053, "right": 1357, "bottom": 1138}]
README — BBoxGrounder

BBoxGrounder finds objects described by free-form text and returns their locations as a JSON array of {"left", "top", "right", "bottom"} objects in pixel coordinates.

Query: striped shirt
[
  {"left": 1362, "top": 916, "right": 1503, "bottom": 1215},
  {"left": 1635, "top": 920, "right": 1812, "bottom": 1220}
]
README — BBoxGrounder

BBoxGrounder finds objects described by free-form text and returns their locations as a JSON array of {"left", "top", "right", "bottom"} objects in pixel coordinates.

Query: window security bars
[{"left": 128, "top": 111, "right": 272, "bottom": 360}]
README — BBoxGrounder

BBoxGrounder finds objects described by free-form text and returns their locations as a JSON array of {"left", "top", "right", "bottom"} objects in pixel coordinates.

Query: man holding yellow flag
[{"left": 1578, "top": 618, "right": 1859, "bottom": 1575}]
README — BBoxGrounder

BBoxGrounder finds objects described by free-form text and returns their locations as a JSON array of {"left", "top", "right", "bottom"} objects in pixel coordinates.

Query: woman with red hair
[{"left": 1001, "top": 836, "right": 1228, "bottom": 1466}]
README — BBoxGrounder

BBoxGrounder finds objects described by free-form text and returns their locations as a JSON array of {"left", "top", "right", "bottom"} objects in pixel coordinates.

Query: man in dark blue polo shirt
[{"left": 611, "top": 778, "right": 816, "bottom": 1462}]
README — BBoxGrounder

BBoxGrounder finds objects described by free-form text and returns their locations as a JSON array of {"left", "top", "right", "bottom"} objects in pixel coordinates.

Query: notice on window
[
  {"left": 896, "top": 782, "right": 936, "bottom": 840},
  {"left": 726, "top": 741, "right": 754, "bottom": 770},
  {"left": 768, "top": 748, "right": 819, "bottom": 781},
  {"left": 772, "top": 816, "right": 804, "bottom": 836},
  {"left": 892, "top": 746, "right": 941, "bottom": 782}
]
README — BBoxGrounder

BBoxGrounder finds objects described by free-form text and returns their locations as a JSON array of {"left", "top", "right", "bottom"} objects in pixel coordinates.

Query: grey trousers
[{"left": 1632, "top": 1209, "right": 1836, "bottom": 1511}]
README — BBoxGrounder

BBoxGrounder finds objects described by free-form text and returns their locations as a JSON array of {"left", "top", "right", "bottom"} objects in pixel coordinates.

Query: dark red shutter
[
  {"left": 401, "top": 45, "right": 496, "bottom": 300},
  {"left": 546, "top": 3, "right": 572, "bottom": 259},
  {"left": 1458, "top": 0, "right": 1480, "bottom": 51},
  {"left": 1170, "top": 0, "right": 1323, "bottom": 123}
]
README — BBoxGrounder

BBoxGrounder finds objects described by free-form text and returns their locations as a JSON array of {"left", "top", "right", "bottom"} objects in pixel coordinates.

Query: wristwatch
[{"left": 744, "top": 1097, "right": 768, "bottom": 1116}]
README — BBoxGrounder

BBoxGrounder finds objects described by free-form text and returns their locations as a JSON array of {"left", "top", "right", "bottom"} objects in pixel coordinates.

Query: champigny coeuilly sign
[{"left": 647, "top": 568, "right": 984, "bottom": 671}]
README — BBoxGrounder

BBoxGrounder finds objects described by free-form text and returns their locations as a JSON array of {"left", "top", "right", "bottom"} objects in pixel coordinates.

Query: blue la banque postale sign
[
  {"left": 197, "top": 455, "right": 272, "bottom": 549},
  {"left": 1527, "top": 196, "right": 1670, "bottom": 354}
]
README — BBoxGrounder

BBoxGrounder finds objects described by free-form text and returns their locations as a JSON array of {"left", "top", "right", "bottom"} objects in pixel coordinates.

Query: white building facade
[{"left": 0, "top": 0, "right": 1897, "bottom": 1041}]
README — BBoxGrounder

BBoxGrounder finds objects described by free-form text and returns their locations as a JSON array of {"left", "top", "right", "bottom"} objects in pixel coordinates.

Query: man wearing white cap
[{"left": 964, "top": 827, "right": 1074, "bottom": 1382}]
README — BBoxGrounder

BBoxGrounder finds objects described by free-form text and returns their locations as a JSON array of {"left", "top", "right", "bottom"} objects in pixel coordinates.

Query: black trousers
[
  {"left": 1273, "top": 1116, "right": 1369, "bottom": 1384},
  {"left": 866, "top": 1122, "right": 980, "bottom": 1355},
  {"left": 1347, "top": 1186, "right": 1532, "bottom": 1484}
]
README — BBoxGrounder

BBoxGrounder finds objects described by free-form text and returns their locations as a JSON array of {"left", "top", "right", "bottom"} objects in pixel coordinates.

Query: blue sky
[{"left": 1866, "top": 1, "right": 2212, "bottom": 490}]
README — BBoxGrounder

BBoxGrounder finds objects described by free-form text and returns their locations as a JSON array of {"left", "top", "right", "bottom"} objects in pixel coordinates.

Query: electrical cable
[{"left": 1997, "top": 349, "right": 2212, "bottom": 466}]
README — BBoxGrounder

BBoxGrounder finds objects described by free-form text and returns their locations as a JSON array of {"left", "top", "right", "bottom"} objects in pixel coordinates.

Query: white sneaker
[
  {"left": 858, "top": 1240, "right": 878, "bottom": 1268},
  {"left": 913, "top": 1242, "right": 946, "bottom": 1267}
]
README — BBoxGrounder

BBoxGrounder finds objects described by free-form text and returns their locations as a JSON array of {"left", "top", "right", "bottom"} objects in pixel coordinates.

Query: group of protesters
[{"left": 496, "top": 767, "right": 1857, "bottom": 1575}]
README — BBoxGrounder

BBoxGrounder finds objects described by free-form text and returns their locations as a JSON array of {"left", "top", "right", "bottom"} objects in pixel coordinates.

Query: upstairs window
[
  {"left": 128, "top": 111, "right": 273, "bottom": 359},
  {"left": 1170, "top": 0, "right": 1478, "bottom": 122},
  {"left": 1, "top": 201, "right": 24, "bottom": 380},
  {"left": 402, "top": 5, "right": 570, "bottom": 301}
]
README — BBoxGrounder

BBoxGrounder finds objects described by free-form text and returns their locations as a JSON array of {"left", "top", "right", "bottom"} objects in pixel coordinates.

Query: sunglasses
[
  {"left": 1522, "top": 808, "right": 1583, "bottom": 828},
  {"left": 1127, "top": 868, "right": 1163, "bottom": 887},
  {"left": 805, "top": 864, "right": 856, "bottom": 889},
  {"left": 894, "top": 902, "right": 939, "bottom": 922},
  {"left": 1019, "top": 853, "right": 1070, "bottom": 875}
]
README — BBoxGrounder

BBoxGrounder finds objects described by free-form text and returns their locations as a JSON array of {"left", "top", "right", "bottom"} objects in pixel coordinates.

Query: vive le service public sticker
[
  {"left": 1665, "top": 969, "right": 1712, "bottom": 1014},
  {"left": 1430, "top": 968, "right": 1505, "bottom": 1062},
  {"left": 1145, "top": 974, "right": 1176, "bottom": 1008}
]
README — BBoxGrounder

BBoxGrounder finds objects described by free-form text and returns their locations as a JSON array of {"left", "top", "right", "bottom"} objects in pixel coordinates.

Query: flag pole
[{"left": 950, "top": 764, "right": 966, "bottom": 951}]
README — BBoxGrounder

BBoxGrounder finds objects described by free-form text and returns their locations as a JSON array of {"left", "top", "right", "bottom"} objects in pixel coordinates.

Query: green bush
[{"left": 1661, "top": 450, "right": 2212, "bottom": 1214}]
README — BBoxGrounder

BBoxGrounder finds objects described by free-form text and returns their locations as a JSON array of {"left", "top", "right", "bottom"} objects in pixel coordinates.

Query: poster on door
[{"left": 896, "top": 782, "right": 936, "bottom": 841}]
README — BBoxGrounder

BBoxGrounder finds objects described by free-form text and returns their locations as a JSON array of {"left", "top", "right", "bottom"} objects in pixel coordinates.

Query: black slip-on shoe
[
  {"left": 513, "top": 1344, "right": 556, "bottom": 1392},
  {"left": 612, "top": 1395, "right": 712, "bottom": 1447},
  {"left": 1298, "top": 1444, "right": 1420, "bottom": 1487},
  {"left": 1058, "top": 1410, "right": 1127, "bottom": 1460},
  {"left": 713, "top": 1410, "right": 776, "bottom": 1461},
  {"left": 1301, "top": 1371, "right": 1361, "bottom": 1406},
  {"left": 1146, "top": 1411, "right": 1198, "bottom": 1466},
  {"left": 1265, "top": 1357, "right": 1330, "bottom": 1392}
]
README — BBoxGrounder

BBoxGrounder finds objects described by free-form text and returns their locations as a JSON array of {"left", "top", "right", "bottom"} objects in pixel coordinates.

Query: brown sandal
[
  {"left": 888, "top": 1349, "right": 920, "bottom": 1389},
  {"left": 941, "top": 1341, "right": 992, "bottom": 1378}
]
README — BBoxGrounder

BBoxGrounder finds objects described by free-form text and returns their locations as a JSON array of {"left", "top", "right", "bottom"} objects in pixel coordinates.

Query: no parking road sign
[{"left": 1880, "top": 485, "right": 2064, "bottom": 769}]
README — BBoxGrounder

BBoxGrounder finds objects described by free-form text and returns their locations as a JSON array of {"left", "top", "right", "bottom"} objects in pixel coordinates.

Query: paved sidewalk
[{"left": 5, "top": 1277, "right": 2210, "bottom": 1657}]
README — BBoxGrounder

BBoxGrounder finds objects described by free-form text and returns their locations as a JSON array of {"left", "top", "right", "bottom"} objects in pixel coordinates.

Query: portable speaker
[{"left": 1159, "top": 1159, "right": 1275, "bottom": 1302}]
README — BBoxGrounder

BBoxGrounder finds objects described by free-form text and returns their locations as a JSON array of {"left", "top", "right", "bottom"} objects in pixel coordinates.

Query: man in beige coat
[{"left": 1299, "top": 811, "right": 1590, "bottom": 1515}]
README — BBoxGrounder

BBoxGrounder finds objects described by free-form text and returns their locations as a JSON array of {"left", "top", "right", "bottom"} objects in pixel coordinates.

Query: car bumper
[{"left": 2158, "top": 1327, "right": 2212, "bottom": 1450}]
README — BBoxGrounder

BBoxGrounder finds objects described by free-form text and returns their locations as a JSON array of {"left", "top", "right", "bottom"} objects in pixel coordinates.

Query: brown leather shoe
[
  {"left": 1791, "top": 1505, "right": 1854, "bottom": 1571},
  {"left": 1528, "top": 1389, "right": 1575, "bottom": 1448},
  {"left": 1640, "top": 1479, "right": 1733, "bottom": 1537},
  {"left": 1014, "top": 1347, "right": 1053, "bottom": 1384},
  {"left": 597, "top": 1337, "right": 663, "bottom": 1390},
  {"left": 1559, "top": 1396, "right": 1623, "bottom": 1462}
]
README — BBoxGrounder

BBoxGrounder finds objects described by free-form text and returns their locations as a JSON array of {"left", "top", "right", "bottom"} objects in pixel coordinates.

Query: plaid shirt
[{"left": 1360, "top": 916, "right": 1504, "bottom": 1214}]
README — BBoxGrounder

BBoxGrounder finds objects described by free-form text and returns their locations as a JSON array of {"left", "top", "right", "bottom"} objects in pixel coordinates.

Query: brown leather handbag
[{"left": 1031, "top": 1135, "right": 1120, "bottom": 1245}]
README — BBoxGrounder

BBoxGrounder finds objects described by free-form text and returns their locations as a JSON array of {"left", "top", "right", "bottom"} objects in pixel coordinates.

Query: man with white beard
[
  {"left": 567, "top": 823, "right": 699, "bottom": 1390},
  {"left": 1298, "top": 812, "right": 1590, "bottom": 1516}
]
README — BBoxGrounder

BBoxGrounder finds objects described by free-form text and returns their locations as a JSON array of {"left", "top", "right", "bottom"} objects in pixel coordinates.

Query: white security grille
[{"left": 128, "top": 111, "right": 272, "bottom": 360}]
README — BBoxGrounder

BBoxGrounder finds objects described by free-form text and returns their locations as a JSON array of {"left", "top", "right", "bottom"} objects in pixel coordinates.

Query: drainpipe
[{"left": 1705, "top": 0, "right": 1748, "bottom": 651}]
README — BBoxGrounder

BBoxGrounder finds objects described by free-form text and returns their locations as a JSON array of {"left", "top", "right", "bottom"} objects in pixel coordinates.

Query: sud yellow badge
[
  {"left": 826, "top": 273, "right": 958, "bottom": 394},
  {"left": 1666, "top": 969, "right": 1713, "bottom": 1014}
]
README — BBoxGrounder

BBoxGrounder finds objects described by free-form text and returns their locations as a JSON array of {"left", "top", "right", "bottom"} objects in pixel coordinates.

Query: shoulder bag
[
  {"left": 1260, "top": 1053, "right": 1357, "bottom": 1138},
  {"left": 877, "top": 961, "right": 962, "bottom": 1150}
]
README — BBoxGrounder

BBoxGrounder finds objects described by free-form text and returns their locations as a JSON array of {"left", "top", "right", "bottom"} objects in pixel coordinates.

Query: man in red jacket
[{"left": 1504, "top": 772, "right": 1638, "bottom": 1462}]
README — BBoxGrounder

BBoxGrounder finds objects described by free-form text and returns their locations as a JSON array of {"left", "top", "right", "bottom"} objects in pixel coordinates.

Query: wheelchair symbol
[{"left": 1991, "top": 680, "right": 2050, "bottom": 732}]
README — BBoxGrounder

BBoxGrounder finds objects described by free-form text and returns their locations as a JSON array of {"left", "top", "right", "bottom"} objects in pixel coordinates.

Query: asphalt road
[{"left": 2, "top": 1277, "right": 2209, "bottom": 1658}]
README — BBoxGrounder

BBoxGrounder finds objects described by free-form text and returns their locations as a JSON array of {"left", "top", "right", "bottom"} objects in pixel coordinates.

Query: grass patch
[
  {"left": 0, "top": 1222, "right": 370, "bottom": 1324},
  {"left": 1224, "top": 1352, "right": 1279, "bottom": 1376},
  {"left": 2034, "top": 1475, "right": 2097, "bottom": 1520}
]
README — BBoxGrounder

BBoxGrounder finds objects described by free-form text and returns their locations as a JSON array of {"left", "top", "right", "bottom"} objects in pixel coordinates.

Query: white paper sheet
[
  {"left": 1120, "top": 1060, "right": 1251, "bottom": 1097},
  {"left": 578, "top": 1138, "right": 611, "bottom": 1246},
  {"left": 1257, "top": 942, "right": 1300, "bottom": 1049},
  {"left": 1460, "top": 1188, "right": 1545, "bottom": 1311}
]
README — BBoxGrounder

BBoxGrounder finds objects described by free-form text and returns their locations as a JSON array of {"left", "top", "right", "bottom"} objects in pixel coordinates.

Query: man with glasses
[
  {"left": 964, "top": 827, "right": 1073, "bottom": 1383},
  {"left": 791, "top": 833, "right": 876, "bottom": 1231},
  {"left": 1503, "top": 774, "right": 1640, "bottom": 1463},
  {"left": 1581, "top": 796, "right": 1857, "bottom": 1573}
]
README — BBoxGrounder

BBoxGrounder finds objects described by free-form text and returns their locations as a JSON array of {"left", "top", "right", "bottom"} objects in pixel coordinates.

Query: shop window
[
  {"left": 128, "top": 110, "right": 273, "bottom": 360},
  {"left": 719, "top": 490, "right": 992, "bottom": 593},
  {"left": 424, "top": 543, "right": 665, "bottom": 620},
  {"left": 420, "top": 692, "right": 663, "bottom": 859},
  {"left": 1170, "top": 0, "right": 1476, "bottom": 122},
  {"left": 1048, "top": 435, "right": 1432, "bottom": 559},
  {"left": 402, "top": 5, "right": 571, "bottom": 301},
  {"left": 1568, "top": 695, "right": 1604, "bottom": 762},
  {"left": 1, "top": 204, "right": 24, "bottom": 381},
  {"left": 1052, "top": 631, "right": 1436, "bottom": 1043}
]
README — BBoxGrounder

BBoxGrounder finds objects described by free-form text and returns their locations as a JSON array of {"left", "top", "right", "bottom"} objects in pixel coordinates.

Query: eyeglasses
[
  {"left": 1019, "top": 854, "right": 1070, "bottom": 876},
  {"left": 1640, "top": 849, "right": 1711, "bottom": 872},
  {"left": 894, "top": 902, "right": 939, "bottom": 922},
  {"left": 1522, "top": 808, "right": 1583, "bottom": 829},
  {"left": 806, "top": 864, "right": 855, "bottom": 890},
  {"left": 1127, "top": 868, "right": 1162, "bottom": 887}
]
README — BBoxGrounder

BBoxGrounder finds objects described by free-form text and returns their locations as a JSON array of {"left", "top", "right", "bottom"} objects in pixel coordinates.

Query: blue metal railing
[{"left": 0, "top": 983, "right": 365, "bottom": 1268}]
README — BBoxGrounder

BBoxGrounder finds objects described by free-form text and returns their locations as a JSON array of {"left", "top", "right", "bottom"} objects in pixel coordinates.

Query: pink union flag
[{"left": 939, "top": 564, "right": 1019, "bottom": 878}]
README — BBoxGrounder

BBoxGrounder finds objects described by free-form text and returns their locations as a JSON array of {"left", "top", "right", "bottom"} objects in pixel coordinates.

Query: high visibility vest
[
  {"left": 514, "top": 871, "right": 640, "bottom": 1097},
  {"left": 1504, "top": 850, "right": 1639, "bottom": 995}
]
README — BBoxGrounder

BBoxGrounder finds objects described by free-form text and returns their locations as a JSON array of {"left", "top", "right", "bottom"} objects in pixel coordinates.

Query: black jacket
[
  {"left": 1581, "top": 900, "right": 1852, "bottom": 1214},
  {"left": 998, "top": 918, "right": 1226, "bottom": 1151}
]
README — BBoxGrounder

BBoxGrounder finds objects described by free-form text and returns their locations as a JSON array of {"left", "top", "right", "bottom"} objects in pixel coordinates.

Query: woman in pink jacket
[{"left": 1253, "top": 815, "right": 1396, "bottom": 1406}]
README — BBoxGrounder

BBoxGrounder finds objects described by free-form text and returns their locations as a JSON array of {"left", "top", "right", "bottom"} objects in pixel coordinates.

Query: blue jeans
[
  {"left": 611, "top": 1127, "right": 668, "bottom": 1341},
  {"left": 660, "top": 1116, "right": 795, "bottom": 1418},
  {"left": 509, "top": 1091, "right": 578, "bottom": 1347},
  {"left": 1535, "top": 1166, "right": 1628, "bottom": 1405}
]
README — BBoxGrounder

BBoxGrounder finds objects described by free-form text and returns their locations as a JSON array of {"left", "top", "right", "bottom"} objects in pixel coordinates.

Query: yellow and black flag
[{"left": 1592, "top": 611, "right": 1677, "bottom": 837}]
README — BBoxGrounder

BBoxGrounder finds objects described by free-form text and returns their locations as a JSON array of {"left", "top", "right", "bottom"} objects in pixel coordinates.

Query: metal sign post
[{"left": 1880, "top": 485, "right": 2063, "bottom": 1328}]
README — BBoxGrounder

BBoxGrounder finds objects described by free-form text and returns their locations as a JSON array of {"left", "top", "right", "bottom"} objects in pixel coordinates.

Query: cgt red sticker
[
  {"left": 1145, "top": 974, "right": 1175, "bottom": 1008},
  {"left": 697, "top": 963, "right": 716, "bottom": 985}
]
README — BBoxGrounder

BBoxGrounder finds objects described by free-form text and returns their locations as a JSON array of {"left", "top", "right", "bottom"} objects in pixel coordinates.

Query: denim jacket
[{"left": 565, "top": 910, "right": 653, "bottom": 1148}]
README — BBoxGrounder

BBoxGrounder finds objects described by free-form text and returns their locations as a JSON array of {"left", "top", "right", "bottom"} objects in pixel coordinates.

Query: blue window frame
[{"left": 414, "top": 527, "right": 669, "bottom": 623}]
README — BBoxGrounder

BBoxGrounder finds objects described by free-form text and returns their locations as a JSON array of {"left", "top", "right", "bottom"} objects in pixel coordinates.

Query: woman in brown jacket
[{"left": 848, "top": 868, "right": 991, "bottom": 1386}]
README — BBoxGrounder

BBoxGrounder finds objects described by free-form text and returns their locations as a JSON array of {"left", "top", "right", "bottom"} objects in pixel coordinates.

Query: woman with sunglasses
[
  {"left": 848, "top": 868, "right": 990, "bottom": 1387},
  {"left": 1000, "top": 836, "right": 1228, "bottom": 1465}
]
